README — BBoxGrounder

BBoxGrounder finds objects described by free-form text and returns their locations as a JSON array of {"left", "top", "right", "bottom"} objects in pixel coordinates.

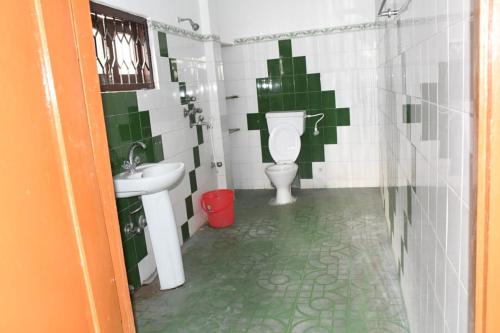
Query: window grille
[{"left": 90, "top": 2, "right": 154, "bottom": 91}]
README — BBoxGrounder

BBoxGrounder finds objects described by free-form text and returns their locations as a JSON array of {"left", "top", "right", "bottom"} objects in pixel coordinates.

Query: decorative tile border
[
  {"left": 233, "top": 21, "right": 385, "bottom": 45},
  {"left": 149, "top": 20, "right": 220, "bottom": 42}
]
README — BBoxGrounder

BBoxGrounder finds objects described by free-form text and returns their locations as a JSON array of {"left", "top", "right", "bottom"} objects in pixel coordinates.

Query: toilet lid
[{"left": 268, "top": 125, "right": 301, "bottom": 163}]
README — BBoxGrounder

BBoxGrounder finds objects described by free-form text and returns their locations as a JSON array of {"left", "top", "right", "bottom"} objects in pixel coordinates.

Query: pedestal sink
[{"left": 114, "top": 162, "right": 186, "bottom": 290}]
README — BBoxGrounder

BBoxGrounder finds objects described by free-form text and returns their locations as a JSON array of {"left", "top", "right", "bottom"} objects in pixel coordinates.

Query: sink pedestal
[{"left": 141, "top": 190, "right": 185, "bottom": 290}]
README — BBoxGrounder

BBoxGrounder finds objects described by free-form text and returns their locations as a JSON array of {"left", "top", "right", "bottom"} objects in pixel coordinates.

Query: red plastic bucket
[{"left": 201, "top": 189, "right": 234, "bottom": 228}]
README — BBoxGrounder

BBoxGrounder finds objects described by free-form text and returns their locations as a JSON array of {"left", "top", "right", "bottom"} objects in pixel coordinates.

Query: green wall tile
[
  {"left": 309, "top": 129, "right": 323, "bottom": 145},
  {"left": 247, "top": 113, "right": 264, "bottom": 130},
  {"left": 301, "top": 131, "right": 311, "bottom": 145},
  {"left": 299, "top": 163, "right": 313, "bottom": 179},
  {"left": 269, "top": 95, "right": 284, "bottom": 111},
  {"left": 295, "top": 93, "right": 309, "bottom": 109},
  {"left": 123, "top": 238, "right": 137, "bottom": 270},
  {"left": 293, "top": 56, "right": 306, "bottom": 75},
  {"left": 181, "top": 222, "right": 190, "bottom": 242},
  {"left": 322, "top": 91, "right": 336, "bottom": 109},
  {"left": 283, "top": 94, "right": 295, "bottom": 110},
  {"left": 307, "top": 74, "right": 321, "bottom": 91},
  {"left": 336, "top": 108, "right": 350, "bottom": 126},
  {"left": 189, "top": 170, "right": 198, "bottom": 193},
  {"left": 127, "top": 266, "right": 141, "bottom": 289},
  {"left": 118, "top": 119, "right": 132, "bottom": 142},
  {"left": 134, "top": 232, "right": 148, "bottom": 262},
  {"left": 324, "top": 127, "right": 337, "bottom": 144},
  {"left": 169, "top": 58, "right": 178, "bottom": 82},
  {"left": 108, "top": 147, "right": 123, "bottom": 174},
  {"left": 185, "top": 196, "right": 194, "bottom": 219},
  {"left": 129, "top": 113, "right": 142, "bottom": 141},
  {"left": 278, "top": 39, "right": 292, "bottom": 58},
  {"left": 117, "top": 209, "right": 131, "bottom": 241},
  {"left": 253, "top": 38, "right": 353, "bottom": 182},
  {"left": 324, "top": 109, "right": 337, "bottom": 127},
  {"left": 115, "top": 197, "right": 131, "bottom": 213},
  {"left": 101, "top": 92, "right": 138, "bottom": 116},
  {"left": 101, "top": 91, "right": 169, "bottom": 289},
  {"left": 311, "top": 145, "right": 325, "bottom": 162},
  {"left": 298, "top": 147, "right": 311, "bottom": 162},
  {"left": 294, "top": 75, "right": 307, "bottom": 92},
  {"left": 197, "top": 125, "right": 204, "bottom": 144},
  {"left": 258, "top": 97, "right": 270, "bottom": 113},
  {"left": 261, "top": 146, "right": 273, "bottom": 163},
  {"left": 267, "top": 59, "right": 281, "bottom": 77},
  {"left": 256, "top": 78, "right": 270, "bottom": 96},
  {"left": 260, "top": 129, "right": 269, "bottom": 146},
  {"left": 309, "top": 92, "right": 322, "bottom": 110},
  {"left": 281, "top": 76, "right": 294, "bottom": 93},
  {"left": 270, "top": 77, "right": 282, "bottom": 93},
  {"left": 152, "top": 135, "right": 164, "bottom": 162},
  {"left": 280, "top": 58, "right": 293, "bottom": 75},
  {"left": 158, "top": 31, "right": 168, "bottom": 57},
  {"left": 105, "top": 118, "right": 122, "bottom": 149},
  {"left": 193, "top": 146, "right": 200, "bottom": 168},
  {"left": 140, "top": 111, "right": 152, "bottom": 137}
]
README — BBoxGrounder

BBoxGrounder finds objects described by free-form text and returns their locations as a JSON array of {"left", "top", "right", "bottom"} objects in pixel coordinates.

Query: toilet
[{"left": 264, "top": 111, "right": 305, "bottom": 205}]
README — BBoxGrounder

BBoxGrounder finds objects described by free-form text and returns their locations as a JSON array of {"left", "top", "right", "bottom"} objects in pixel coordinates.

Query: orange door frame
[
  {"left": 474, "top": 0, "right": 500, "bottom": 332},
  {"left": 0, "top": 0, "right": 135, "bottom": 331},
  {"left": 68, "top": 0, "right": 136, "bottom": 330}
]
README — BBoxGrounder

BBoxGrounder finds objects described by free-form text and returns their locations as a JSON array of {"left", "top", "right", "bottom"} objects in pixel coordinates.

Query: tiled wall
[
  {"left": 102, "top": 92, "right": 163, "bottom": 288},
  {"left": 376, "top": 0, "right": 472, "bottom": 331},
  {"left": 212, "top": 0, "right": 376, "bottom": 42},
  {"left": 102, "top": 25, "right": 224, "bottom": 287},
  {"left": 223, "top": 31, "right": 380, "bottom": 189}
]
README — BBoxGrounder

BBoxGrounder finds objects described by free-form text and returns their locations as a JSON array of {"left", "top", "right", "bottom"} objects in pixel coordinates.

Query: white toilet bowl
[
  {"left": 265, "top": 163, "right": 298, "bottom": 205},
  {"left": 264, "top": 111, "right": 305, "bottom": 205}
]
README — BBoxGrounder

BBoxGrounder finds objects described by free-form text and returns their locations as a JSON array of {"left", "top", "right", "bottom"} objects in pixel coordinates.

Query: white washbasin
[
  {"left": 113, "top": 161, "right": 187, "bottom": 290},
  {"left": 113, "top": 162, "right": 185, "bottom": 198}
]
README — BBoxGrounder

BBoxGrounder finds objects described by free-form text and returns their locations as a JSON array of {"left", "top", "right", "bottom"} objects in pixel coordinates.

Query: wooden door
[
  {"left": 0, "top": 0, "right": 134, "bottom": 331},
  {"left": 474, "top": 0, "right": 500, "bottom": 332}
]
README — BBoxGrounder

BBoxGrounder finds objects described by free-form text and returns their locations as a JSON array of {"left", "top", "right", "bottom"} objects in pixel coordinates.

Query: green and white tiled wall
[
  {"left": 222, "top": 30, "right": 380, "bottom": 189},
  {"left": 377, "top": 4, "right": 472, "bottom": 332},
  {"left": 101, "top": 28, "right": 218, "bottom": 288}
]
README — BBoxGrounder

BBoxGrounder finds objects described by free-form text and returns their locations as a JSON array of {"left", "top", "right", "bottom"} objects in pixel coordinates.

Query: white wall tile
[{"left": 377, "top": 2, "right": 472, "bottom": 331}]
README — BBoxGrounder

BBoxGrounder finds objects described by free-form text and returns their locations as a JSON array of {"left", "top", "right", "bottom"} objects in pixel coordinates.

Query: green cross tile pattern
[
  {"left": 132, "top": 188, "right": 409, "bottom": 333},
  {"left": 101, "top": 91, "right": 165, "bottom": 288},
  {"left": 247, "top": 39, "right": 351, "bottom": 180}
]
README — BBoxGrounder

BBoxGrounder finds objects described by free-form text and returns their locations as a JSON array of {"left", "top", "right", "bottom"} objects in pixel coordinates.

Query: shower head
[{"left": 178, "top": 17, "right": 200, "bottom": 31}]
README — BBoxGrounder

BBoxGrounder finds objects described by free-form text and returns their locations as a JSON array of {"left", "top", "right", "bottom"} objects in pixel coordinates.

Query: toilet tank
[{"left": 265, "top": 111, "right": 306, "bottom": 135}]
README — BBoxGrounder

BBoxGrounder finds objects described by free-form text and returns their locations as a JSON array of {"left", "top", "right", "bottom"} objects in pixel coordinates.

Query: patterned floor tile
[{"left": 133, "top": 188, "right": 409, "bottom": 333}]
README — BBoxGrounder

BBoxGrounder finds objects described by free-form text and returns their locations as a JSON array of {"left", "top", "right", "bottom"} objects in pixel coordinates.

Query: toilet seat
[{"left": 268, "top": 125, "right": 301, "bottom": 164}]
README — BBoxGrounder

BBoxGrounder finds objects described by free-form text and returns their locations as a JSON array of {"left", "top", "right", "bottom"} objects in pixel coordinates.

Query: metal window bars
[{"left": 90, "top": 2, "right": 154, "bottom": 91}]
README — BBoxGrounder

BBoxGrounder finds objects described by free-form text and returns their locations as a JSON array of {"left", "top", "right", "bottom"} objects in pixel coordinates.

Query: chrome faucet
[
  {"left": 183, "top": 106, "right": 203, "bottom": 118},
  {"left": 122, "top": 141, "right": 146, "bottom": 174}
]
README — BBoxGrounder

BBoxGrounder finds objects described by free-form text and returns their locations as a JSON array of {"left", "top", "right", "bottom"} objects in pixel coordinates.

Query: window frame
[{"left": 90, "top": 2, "right": 155, "bottom": 92}]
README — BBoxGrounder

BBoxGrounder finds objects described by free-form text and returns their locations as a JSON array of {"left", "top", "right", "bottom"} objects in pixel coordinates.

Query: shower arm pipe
[{"left": 377, "top": 0, "right": 412, "bottom": 18}]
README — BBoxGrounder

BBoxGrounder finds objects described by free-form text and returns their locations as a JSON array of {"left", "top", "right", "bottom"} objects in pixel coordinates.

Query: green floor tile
[{"left": 132, "top": 189, "right": 409, "bottom": 333}]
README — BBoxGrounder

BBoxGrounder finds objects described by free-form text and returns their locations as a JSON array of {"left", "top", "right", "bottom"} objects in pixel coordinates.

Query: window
[{"left": 90, "top": 2, "right": 154, "bottom": 91}]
